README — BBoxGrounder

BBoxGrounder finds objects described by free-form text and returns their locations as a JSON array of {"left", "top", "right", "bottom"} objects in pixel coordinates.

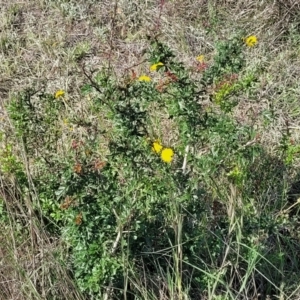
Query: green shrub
[{"left": 6, "top": 35, "right": 299, "bottom": 299}]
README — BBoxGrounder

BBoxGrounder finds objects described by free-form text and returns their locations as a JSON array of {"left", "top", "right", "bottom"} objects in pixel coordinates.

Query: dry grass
[
  {"left": 0, "top": 175, "right": 84, "bottom": 300},
  {"left": 1, "top": 0, "right": 300, "bottom": 299}
]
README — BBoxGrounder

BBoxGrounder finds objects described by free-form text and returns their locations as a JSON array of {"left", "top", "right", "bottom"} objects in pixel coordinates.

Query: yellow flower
[
  {"left": 55, "top": 89, "right": 65, "bottom": 98},
  {"left": 244, "top": 35, "right": 257, "bottom": 47},
  {"left": 161, "top": 148, "right": 174, "bottom": 163},
  {"left": 196, "top": 55, "right": 205, "bottom": 63},
  {"left": 138, "top": 75, "right": 151, "bottom": 82},
  {"left": 150, "top": 62, "right": 164, "bottom": 72},
  {"left": 152, "top": 140, "right": 163, "bottom": 154}
]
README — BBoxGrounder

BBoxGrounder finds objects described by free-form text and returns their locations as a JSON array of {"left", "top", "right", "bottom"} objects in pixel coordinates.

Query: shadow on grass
[{"left": 128, "top": 147, "right": 300, "bottom": 300}]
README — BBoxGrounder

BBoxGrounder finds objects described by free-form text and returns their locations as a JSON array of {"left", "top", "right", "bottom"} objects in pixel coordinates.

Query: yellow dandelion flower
[
  {"left": 161, "top": 148, "right": 174, "bottom": 163},
  {"left": 152, "top": 140, "right": 163, "bottom": 154},
  {"left": 196, "top": 55, "right": 205, "bottom": 63},
  {"left": 244, "top": 35, "right": 257, "bottom": 47},
  {"left": 150, "top": 62, "right": 164, "bottom": 72},
  {"left": 55, "top": 89, "right": 65, "bottom": 98},
  {"left": 138, "top": 75, "right": 151, "bottom": 82}
]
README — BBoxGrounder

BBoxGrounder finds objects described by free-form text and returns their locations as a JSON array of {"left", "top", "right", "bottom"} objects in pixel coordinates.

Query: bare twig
[
  {"left": 155, "top": 0, "right": 165, "bottom": 32},
  {"left": 182, "top": 145, "right": 189, "bottom": 174}
]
